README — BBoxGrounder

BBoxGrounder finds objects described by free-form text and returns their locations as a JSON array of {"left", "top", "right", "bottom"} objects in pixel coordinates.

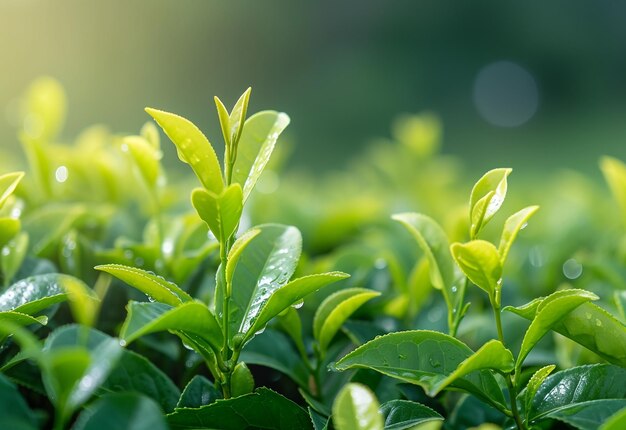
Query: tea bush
[{"left": 0, "top": 78, "right": 625, "bottom": 429}]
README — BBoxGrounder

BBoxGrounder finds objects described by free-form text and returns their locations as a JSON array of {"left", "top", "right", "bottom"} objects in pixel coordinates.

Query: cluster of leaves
[{"left": 0, "top": 78, "right": 625, "bottom": 429}]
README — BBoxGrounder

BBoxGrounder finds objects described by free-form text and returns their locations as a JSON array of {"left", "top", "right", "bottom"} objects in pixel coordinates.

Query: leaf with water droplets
[
  {"left": 245, "top": 272, "right": 349, "bottom": 344},
  {"left": 508, "top": 298, "right": 626, "bottom": 368},
  {"left": 0, "top": 171, "right": 24, "bottom": 210},
  {"left": 332, "top": 383, "right": 383, "bottom": 430},
  {"left": 516, "top": 289, "right": 598, "bottom": 373},
  {"left": 0, "top": 311, "right": 47, "bottom": 342},
  {"left": 450, "top": 240, "right": 502, "bottom": 300},
  {"left": 334, "top": 330, "right": 507, "bottom": 410},
  {"left": 95, "top": 264, "right": 192, "bottom": 306},
  {"left": 191, "top": 183, "right": 243, "bottom": 244},
  {"left": 469, "top": 168, "right": 511, "bottom": 238},
  {"left": 120, "top": 301, "right": 223, "bottom": 352},
  {"left": 232, "top": 111, "right": 290, "bottom": 201},
  {"left": 313, "top": 287, "right": 379, "bottom": 358},
  {"left": 380, "top": 399, "right": 443, "bottom": 430},
  {"left": 145, "top": 108, "right": 224, "bottom": 194},
  {"left": 498, "top": 205, "right": 539, "bottom": 265},
  {"left": 527, "top": 364, "right": 626, "bottom": 429},
  {"left": 226, "top": 224, "right": 302, "bottom": 347}
]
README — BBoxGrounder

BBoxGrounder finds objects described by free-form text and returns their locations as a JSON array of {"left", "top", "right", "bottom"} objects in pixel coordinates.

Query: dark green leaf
[
  {"left": 177, "top": 375, "right": 221, "bottom": 409},
  {"left": 230, "top": 361, "right": 254, "bottom": 397},
  {"left": 0, "top": 374, "right": 38, "bottom": 430},
  {"left": 167, "top": 387, "right": 312, "bottom": 430},
  {"left": 334, "top": 330, "right": 507, "bottom": 409},
  {"left": 73, "top": 393, "right": 168, "bottom": 430},
  {"left": 380, "top": 399, "right": 443, "bottom": 430}
]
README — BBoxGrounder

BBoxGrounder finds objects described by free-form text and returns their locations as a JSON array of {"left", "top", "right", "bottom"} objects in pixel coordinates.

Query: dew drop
[
  {"left": 292, "top": 299, "right": 304, "bottom": 310},
  {"left": 595, "top": 319, "right": 602, "bottom": 327},
  {"left": 55, "top": 165, "right": 69, "bottom": 183}
]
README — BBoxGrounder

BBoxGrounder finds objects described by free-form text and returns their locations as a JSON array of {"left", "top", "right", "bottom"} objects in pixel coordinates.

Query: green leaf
[
  {"left": 191, "top": 183, "right": 243, "bottom": 243},
  {"left": 600, "top": 156, "right": 626, "bottom": 226},
  {"left": 240, "top": 328, "right": 309, "bottom": 388},
  {"left": 0, "top": 373, "right": 38, "bottom": 430},
  {"left": 0, "top": 218, "right": 20, "bottom": 249},
  {"left": 230, "top": 361, "right": 254, "bottom": 397},
  {"left": 313, "top": 287, "right": 380, "bottom": 357},
  {"left": 0, "top": 273, "right": 93, "bottom": 316},
  {"left": 167, "top": 387, "right": 312, "bottom": 430},
  {"left": 177, "top": 375, "right": 221, "bottom": 409},
  {"left": 515, "top": 289, "right": 599, "bottom": 372},
  {"left": 498, "top": 205, "right": 539, "bottom": 265},
  {"left": 145, "top": 107, "right": 224, "bottom": 194},
  {"left": 380, "top": 400, "right": 443, "bottom": 430},
  {"left": 332, "top": 383, "right": 383, "bottom": 430},
  {"left": 122, "top": 135, "right": 160, "bottom": 188},
  {"left": 521, "top": 364, "right": 556, "bottom": 421},
  {"left": 95, "top": 264, "right": 192, "bottom": 306},
  {"left": 141, "top": 121, "right": 161, "bottom": 151},
  {"left": 450, "top": 240, "right": 502, "bottom": 299},
  {"left": 0, "top": 171, "right": 24, "bottom": 209},
  {"left": 232, "top": 111, "right": 290, "bottom": 201},
  {"left": 226, "top": 224, "right": 302, "bottom": 346},
  {"left": 215, "top": 87, "right": 251, "bottom": 149},
  {"left": 391, "top": 213, "right": 459, "bottom": 309},
  {"left": 528, "top": 364, "right": 626, "bottom": 428},
  {"left": 469, "top": 168, "right": 511, "bottom": 238},
  {"left": 0, "top": 311, "right": 47, "bottom": 342},
  {"left": 427, "top": 339, "right": 514, "bottom": 396},
  {"left": 335, "top": 330, "right": 507, "bottom": 409},
  {"left": 247, "top": 272, "right": 349, "bottom": 343},
  {"left": 309, "top": 408, "right": 329, "bottom": 430},
  {"left": 120, "top": 301, "right": 223, "bottom": 352},
  {"left": 224, "top": 228, "right": 261, "bottom": 290},
  {"left": 276, "top": 307, "right": 307, "bottom": 359},
  {"left": 73, "top": 393, "right": 168, "bottom": 430},
  {"left": 23, "top": 204, "right": 86, "bottom": 258},
  {"left": 1, "top": 232, "right": 30, "bottom": 287},
  {"left": 601, "top": 407, "right": 626, "bottom": 430}
]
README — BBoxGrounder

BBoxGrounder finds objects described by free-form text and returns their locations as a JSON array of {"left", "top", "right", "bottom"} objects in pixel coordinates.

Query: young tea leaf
[
  {"left": 600, "top": 156, "right": 626, "bottom": 226},
  {"left": 145, "top": 108, "right": 224, "bottom": 194},
  {"left": 1, "top": 232, "right": 29, "bottom": 287},
  {"left": 215, "top": 87, "right": 252, "bottom": 150},
  {"left": 230, "top": 361, "right": 255, "bottom": 397},
  {"left": 0, "top": 218, "right": 20, "bottom": 249},
  {"left": 450, "top": 240, "right": 502, "bottom": 300},
  {"left": 232, "top": 111, "right": 290, "bottom": 201},
  {"left": 122, "top": 135, "right": 160, "bottom": 188},
  {"left": 498, "top": 205, "right": 539, "bottom": 265},
  {"left": 332, "top": 383, "right": 383, "bottom": 430},
  {"left": 0, "top": 171, "right": 24, "bottom": 209},
  {"left": 95, "top": 264, "right": 192, "bottom": 306},
  {"left": 469, "top": 168, "right": 512, "bottom": 238},
  {"left": 313, "top": 287, "right": 380, "bottom": 357},
  {"left": 601, "top": 407, "right": 626, "bottom": 430},
  {"left": 521, "top": 364, "right": 556, "bottom": 422},
  {"left": 516, "top": 289, "right": 598, "bottom": 372},
  {"left": 191, "top": 183, "right": 243, "bottom": 244}
]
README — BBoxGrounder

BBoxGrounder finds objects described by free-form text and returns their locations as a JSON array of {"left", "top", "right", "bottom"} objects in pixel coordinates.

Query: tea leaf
[
  {"left": 392, "top": 213, "right": 459, "bottom": 308},
  {"left": 191, "top": 183, "right": 243, "bottom": 244},
  {"left": 0, "top": 218, "right": 20, "bottom": 249},
  {"left": 246, "top": 272, "right": 349, "bottom": 343},
  {"left": 601, "top": 407, "right": 626, "bottom": 430},
  {"left": 120, "top": 301, "right": 223, "bottom": 352},
  {"left": 73, "top": 393, "right": 168, "bottom": 430},
  {"left": 232, "top": 111, "right": 290, "bottom": 201},
  {"left": 146, "top": 108, "right": 224, "bottom": 194},
  {"left": 0, "top": 311, "right": 47, "bottom": 342},
  {"left": 226, "top": 224, "right": 301, "bottom": 346},
  {"left": 516, "top": 289, "right": 598, "bottom": 372},
  {"left": 521, "top": 364, "right": 555, "bottom": 421},
  {"left": 498, "top": 205, "right": 539, "bottom": 265},
  {"left": 0, "top": 374, "right": 38, "bottom": 430},
  {"left": 167, "top": 387, "right": 312, "bottom": 430},
  {"left": 141, "top": 121, "right": 161, "bottom": 151},
  {"left": 230, "top": 361, "right": 255, "bottom": 397},
  {"left": 177, "top": 375, "right": 221, "bottom": 409},
  {"left": 427, "top": 339, "right": 514, "bottom": 396},
  {"left": 469, "top": 168, "right": 511, "bottom": 238},
  {"left": 0, "top": 171, "right": 24, "bottom": 209},
  {"left": 332, "top": 383, "right": 383, "bottom": 430},
  {"left": 450, "top": 240, "right": 502, "bottom": 299},
  {"left": 600, "top": 156, "right": 626, "bottom": 226},
  {"left": 528, "top": 364, "right": 626, "bottom": 428},
  {"left": 215, "top": 87, "right": 251, "bottom": 149},
  {"left": 1, "top": 232, "right": 29, "bottom": 287},
  {"left": 335, "top": 330, "right": 507, "bottom": 409},
  {"left": 96, "top": 264, "right": 192, "bottom": 306},
  {"left": 380, "top": 399, "right": 443, "bottom": 430},
  {"left": 313, "top": 287, "right": 380, "bottom": 357},
  {"left": 122, "top": 135, "right": 160, "bottom": 188}
]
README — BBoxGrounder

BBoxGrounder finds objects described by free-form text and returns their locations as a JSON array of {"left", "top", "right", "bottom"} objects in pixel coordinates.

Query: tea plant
[{"left": 0, "top": 78, "right": 625, "bottom": 429}]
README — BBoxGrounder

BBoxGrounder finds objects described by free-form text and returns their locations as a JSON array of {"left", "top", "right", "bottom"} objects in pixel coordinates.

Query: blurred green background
[{"left": 2, "top": 0, "right": 626, "bottom": 175}]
